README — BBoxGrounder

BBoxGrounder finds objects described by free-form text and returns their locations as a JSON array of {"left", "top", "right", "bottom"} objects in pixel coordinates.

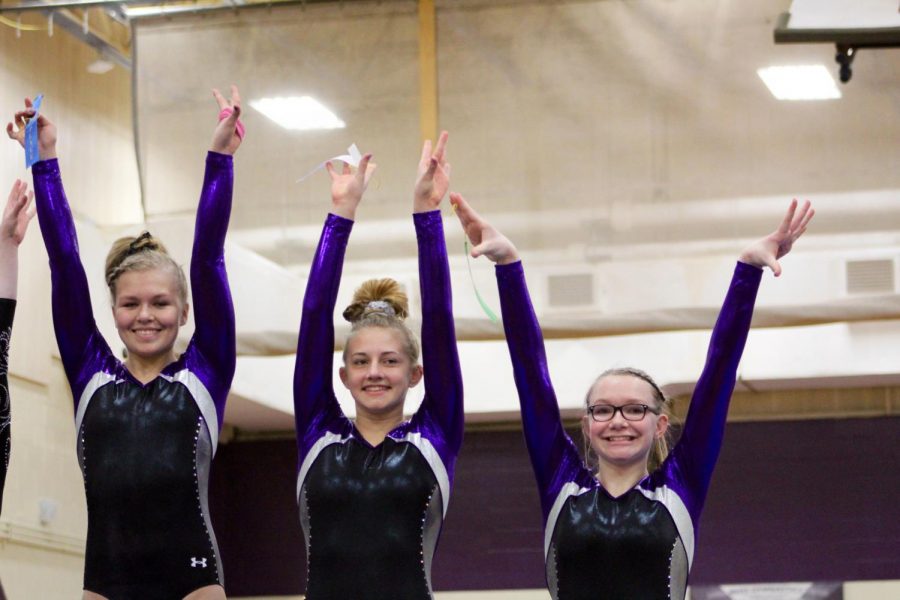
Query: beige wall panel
[
  {"left": 0, "top": 17, "right": 142, "bottom": 227},
  {"left": 3, "top": 369, "right": 86, "bottom": 537},
  {"left": 0, "top": 541, "right": 83, "bottom": 599},
  {"left": 844, "top": 579, "right": 900, "bottom": 599}
]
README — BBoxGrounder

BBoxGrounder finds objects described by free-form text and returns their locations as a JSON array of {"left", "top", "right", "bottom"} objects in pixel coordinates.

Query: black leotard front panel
[
  {"left": 549, "top": 487, "right": 687, "bottom": 600},
  {"left": 79, "top": 376, "right": 221, "bottom": 599},
  {"left": 0, "top": 299, "right": 13, "bottom": 516},
  {"left": 300, "top": 436, "right": 442, "bottom": 600}
]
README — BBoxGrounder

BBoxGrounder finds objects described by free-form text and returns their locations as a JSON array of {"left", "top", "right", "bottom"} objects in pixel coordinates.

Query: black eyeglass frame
[{"left": 586, "top": 403, "right": 661, "bottom": 422}]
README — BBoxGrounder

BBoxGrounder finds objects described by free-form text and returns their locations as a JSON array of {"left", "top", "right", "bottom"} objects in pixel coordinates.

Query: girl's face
[
  {"left": 113, "top": 267, "right": 188, "bottom": 366},
  {"left": 582, "top": 375, "right": 668, "bottom": 473},
  {"left": 340, "top": 326, "right": 422, "bottom": 420}
]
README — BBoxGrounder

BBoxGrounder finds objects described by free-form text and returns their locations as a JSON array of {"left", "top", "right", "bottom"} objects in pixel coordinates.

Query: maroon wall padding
[{"left": 209, "top": 417, "right": 900, "bottom": 595}]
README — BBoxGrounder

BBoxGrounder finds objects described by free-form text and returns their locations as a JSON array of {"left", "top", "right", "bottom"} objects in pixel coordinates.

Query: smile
[{"left": 133, "top": 329, "right": 162, "bottom": 338}]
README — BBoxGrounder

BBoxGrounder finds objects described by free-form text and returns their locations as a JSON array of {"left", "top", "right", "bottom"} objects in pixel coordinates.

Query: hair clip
[
  {"left": 126, "top": 231, "right": 153, "bottom": 257},
  {"left": 365, "top": 300, "right": 396, "bottom": 316}
]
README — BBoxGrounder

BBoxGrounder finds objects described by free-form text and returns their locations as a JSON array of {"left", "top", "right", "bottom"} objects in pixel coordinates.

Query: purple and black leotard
[
  {"left": 496, "top": 260, "right": 761, "bottom": 600},
  {"left": 31, "top": 153, "right": 236, "bottom": 599},
  {"left": 293, "top": 211, "right": 463, "bottom": 600},
  {"left": 0, "top": 298, "right": 14, "bottom": 514}
]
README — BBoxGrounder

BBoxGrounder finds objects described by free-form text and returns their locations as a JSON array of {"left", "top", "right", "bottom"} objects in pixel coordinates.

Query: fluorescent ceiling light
[
  {"left": 250, "top": 96, "right": 346, "bottom": 131},
  {"left": 87, "top": 56, "right": 115, "bottom": 75},
  {"left": 757, "top": 65, "right": 841, "bottom": 100}
]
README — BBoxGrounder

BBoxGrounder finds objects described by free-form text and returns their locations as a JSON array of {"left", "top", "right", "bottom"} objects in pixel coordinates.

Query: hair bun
[
  {"left": 342, "top": 278, "right": 409, "bottom": 323},
  {"left": 105, "top": 232, "right": 169, "bottom": 287}
]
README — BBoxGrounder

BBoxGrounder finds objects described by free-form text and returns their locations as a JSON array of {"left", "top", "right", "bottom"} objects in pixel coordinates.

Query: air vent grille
[{"left": 846, "top": 259, "right": 895, "bottom": 295}]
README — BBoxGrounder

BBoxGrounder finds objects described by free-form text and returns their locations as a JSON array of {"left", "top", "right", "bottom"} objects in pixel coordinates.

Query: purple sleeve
[
  {"left": 183, "top": 152, "right": 236, "bottom": 429},
  {"left": 408, "top": 211, "right": 464, "bottom": 480},
  {"left": 496, "top": 261, "right": 594, "bottom": 523},
  {"left": 31, "top": 159, "right": 111, "bottom": 405},
  {"left": 660, "top": 261, "right": 762, "bottom": 526},
  {"left": 293, "top": 213, "right": 353, "bottom": 467}
]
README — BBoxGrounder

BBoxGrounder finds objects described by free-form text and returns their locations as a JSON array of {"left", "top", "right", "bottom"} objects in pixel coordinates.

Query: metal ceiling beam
[
  {"left": 0, "top": 0, "right": 392, "bottom": 19},
  {"left": 0, "top": 0, "right": 170, "bottom": 13}
]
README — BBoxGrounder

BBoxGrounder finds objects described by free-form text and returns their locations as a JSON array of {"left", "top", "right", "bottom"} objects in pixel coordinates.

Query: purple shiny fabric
[
  {"left": 496, "top": 260, "right": 761, "bottom": 531},
  {"left": 293, "top": 210, "right": 463, "bottom": 477},
  {"left": 31, "top": 152, "right": 235, "bottom": 426}
]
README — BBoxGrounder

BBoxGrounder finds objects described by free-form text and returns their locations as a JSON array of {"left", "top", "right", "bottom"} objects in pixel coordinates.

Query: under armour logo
[{"left": 191, "top": 557, "right": 207, "bottom": 568}]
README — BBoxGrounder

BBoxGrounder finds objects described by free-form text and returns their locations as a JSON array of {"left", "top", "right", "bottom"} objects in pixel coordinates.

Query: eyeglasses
[{"left": 586, "top": 404, "right": 659, "bottom": 422}]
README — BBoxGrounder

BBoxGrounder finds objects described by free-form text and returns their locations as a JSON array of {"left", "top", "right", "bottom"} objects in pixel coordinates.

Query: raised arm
[
  {"left": 665, "top": 200, "right": 814, "bottom": 524},
  {"left": 452, "top": 193, "right": 592, "bottom": 521},
  {"left": 409, "top": 132, "right": 464, "bottom": 464},
  {"left": 187, "top": 86, "right": 244, "bottom": 427},
  {"left": 0, "top": 180, "right": 34, "bottom": 299},
  {"left": 293, "top": 153, "right": 374, "bottom": 466},
  {"left": 8, "top": 100, "right": 106, "bottom": 400},
  {"left": 0, "top": 179, "right": 35, "bottom": 514}
]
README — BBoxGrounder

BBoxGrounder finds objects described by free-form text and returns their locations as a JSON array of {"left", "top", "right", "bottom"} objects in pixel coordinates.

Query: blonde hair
[
  {"left": 342, "top": 278, "right": 419, "bottom": 364},
  {"left": 105, "top": 232, "right": 188, "bottom": 307},
  {"left": 583, "top": 367, "right": 675, "bottom": 474}
]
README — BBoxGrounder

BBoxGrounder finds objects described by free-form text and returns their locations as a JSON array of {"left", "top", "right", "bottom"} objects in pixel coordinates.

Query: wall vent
[
  {"left": 845, "top": 259, "right": 895, "bottom": 295},
  {"left": 547, "top": 273, "right": 594, "bottom": 307}
]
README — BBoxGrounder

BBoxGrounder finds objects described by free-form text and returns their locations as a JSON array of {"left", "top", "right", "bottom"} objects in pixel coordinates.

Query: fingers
[
  {"left": 325, "top": 161, "right": 336, "bottom": 179},
  {"left": 229, "top": 84, "right": 241, "bottom": 108},
  {"left": 212, "top": 88, "right": 228, "bottom": 110},
  {"left": 777, "top": 198, "right": 798, "bottom": 235},
  {"left": 423, "top": 157, "right": 438, "bottom": 180},
  {"left": 432, "top": 130, "right": 449, "bottom": 162},
  {"left": 13, "top": 189, "right": 34, "bottom": 219},
  {"left": 356, "top": 154, "right": 374, "bottom": 186},
  {"left": 449, "top": 192, "right": 472, "bottom": 228},
  {"left": 769, "top": 258, "right": 782, "bottom": 277},
  {"left": 789, "top": 199, "right": 811, "bottom": 231},
  {"left": 419, "top": 139, "right": 432, "bottom": 167},
  {"left": 794, "top": 203, "right": 814, "bottom": 232},
  {"left": 449, "top": 192, "right": 481, "bottom": 228}
]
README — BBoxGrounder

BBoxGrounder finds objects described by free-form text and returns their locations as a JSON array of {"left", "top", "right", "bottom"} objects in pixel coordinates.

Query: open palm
[{"left": 740, "top": 199, "right": 814, "bottom": 276}]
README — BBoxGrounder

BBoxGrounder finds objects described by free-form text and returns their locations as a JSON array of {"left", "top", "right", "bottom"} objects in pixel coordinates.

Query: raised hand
[
  {"left": 0, "top": 179, "right": 35, "bottom": 298},
  {"left": 1, "top": 180, "right": 35, "bottom": 247},
  {"left": 6, "top": 97, "right": 58, "bottom": 160},
  {"left": 450, "top": 192, "right": 519, "bottom": 266},
  {"left": 739, "top": 199, "right": 814, "bottom": 276},
  {"left": 210, "top": 85, "right": 244, "bottom": 155},
  {"left": 327, "top": 154, "right": 375, "bottom": 221},
  {"left": 414, "top": 131, "right": 450, "bottom": 213}
]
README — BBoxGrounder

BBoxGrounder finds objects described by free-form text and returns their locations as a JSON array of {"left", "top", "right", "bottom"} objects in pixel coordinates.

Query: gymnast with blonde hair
[
  {"left": 8, "top": 87, "right": 244, "bottom": 600},
  {"left": 293, "top": 133, "right": 463, "bottom": 599}
]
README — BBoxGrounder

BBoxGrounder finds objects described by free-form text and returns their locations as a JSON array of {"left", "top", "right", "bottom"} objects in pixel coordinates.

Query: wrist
[
  {"left": 738, "top": 250, "right": 760, "bottom": 267},
  {"left": 331, "top": 203, "right": 357, "bottom": 220},
  {"left": 413, "top": 198, "right": 437, "bottom": 214}
]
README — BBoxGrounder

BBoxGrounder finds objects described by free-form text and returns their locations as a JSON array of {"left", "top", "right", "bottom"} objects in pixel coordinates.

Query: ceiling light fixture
[
  {"left": 250, "top": 96, "right": 346, "bottom": 131},
  {"left": 87, "top": 52, "right": 115, "bottom": 75},
  {"left": 757, "top": 65, "right": 841, "bottom": 100}
]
